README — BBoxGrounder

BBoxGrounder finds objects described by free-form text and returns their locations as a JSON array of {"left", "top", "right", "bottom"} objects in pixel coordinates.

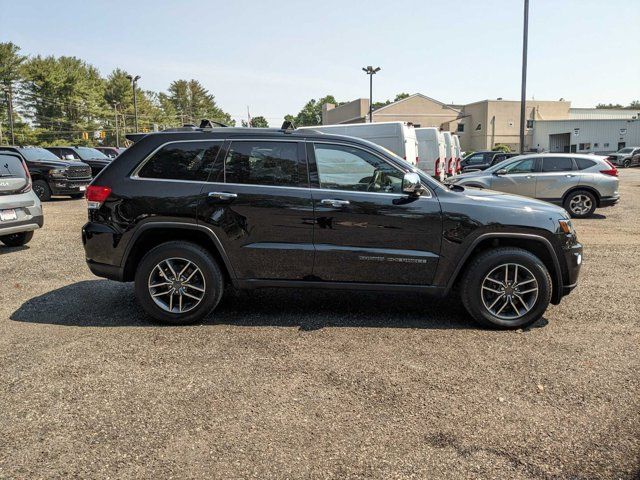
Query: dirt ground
[{"left": 1, "top": 170, "right": 638, "bottom": 479}]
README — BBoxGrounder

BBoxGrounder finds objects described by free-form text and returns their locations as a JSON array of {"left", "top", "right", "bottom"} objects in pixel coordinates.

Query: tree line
[{"left": 0, "top": 42, "right": 261, "bottom": 147}]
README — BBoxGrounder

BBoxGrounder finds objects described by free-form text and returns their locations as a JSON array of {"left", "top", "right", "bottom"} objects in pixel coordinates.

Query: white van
[
  {"left": 415, "top": 127, "right": 445, "bottom": 181},
  {"left": 442, "top": 132, "right": 456, "bottom": 177},
  {"left": 303, "top": 122, "right": 419, "bottom": 166},
  {"left": 452, "top": 134, "right": 462, "bottom": 175}
]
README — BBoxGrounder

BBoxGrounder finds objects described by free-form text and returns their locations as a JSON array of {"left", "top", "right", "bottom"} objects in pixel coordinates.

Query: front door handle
[
  {"left": 320, "top": 199, "right": 350, "bottom": 208},
  {"left": 208, "top": 191, "right": 238, "bottom": 200}
]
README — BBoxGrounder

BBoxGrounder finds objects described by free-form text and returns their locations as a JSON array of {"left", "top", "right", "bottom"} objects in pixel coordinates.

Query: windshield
[
  {"left": 617, "top": 147, "right": 633, "bottom": 154},
  {"left": 18, "top": 147, "right": 61, "bottom": 162},
  {"left": 75, "top": 147, "right": 109, "bottom": 160}
]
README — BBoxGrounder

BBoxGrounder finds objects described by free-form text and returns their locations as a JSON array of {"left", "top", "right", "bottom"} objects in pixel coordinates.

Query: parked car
[
  {"left": 301, "top": 122, "right": 419, "bottom": 166},
  {"left": 415, "top": 127, "right": 445, "bottom": 181},
  {"left": 447, "top": 153, "right": 619, "bottom": 218},
  {"left": 95, "top": 147, "right": 126, "bottom": 159},
  {"left": 0, "top": 152, "right": 43, "bottom": 247},
  {"left": 606, "top": 146, "right": 640, "bottom": 168},
  {"left": 82, "top": 124, "right": 582, "bottom": 329},
  {"left": 46, "top": 146, "right": 112, "bottom": 176},
  {"left": 460, "top": 151, "right": 519, "bottom": 172},
  {"left": 0, "top": 146, "right": 92, "bottom": 201},
  {"left": 442, "top": 131, "right": 456, "bottom": 177}
]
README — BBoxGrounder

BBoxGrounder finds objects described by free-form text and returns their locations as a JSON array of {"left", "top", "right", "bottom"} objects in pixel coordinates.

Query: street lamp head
[{"left": 362, "top": 66, "right": 381, "bottom": 75}]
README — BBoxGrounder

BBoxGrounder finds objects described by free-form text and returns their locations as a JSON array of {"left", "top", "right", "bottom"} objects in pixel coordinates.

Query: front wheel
[
  {"left": 134, "top": 241, "right": 224, "bottom": 324},
  {"left": 0, "top": 230, "right": 34, "bottom": 247},
  {"left": 623, "top": 159, "right": 631, "bottom": 168},
  {"left": 564, "top": 190, "right": 597, "bottom": 218},
  {"left": 32, "top": 180, "right": 52, "bottom": 201},
  {"left": 461, "top": 247, "right": 552, "bottom": 329}
]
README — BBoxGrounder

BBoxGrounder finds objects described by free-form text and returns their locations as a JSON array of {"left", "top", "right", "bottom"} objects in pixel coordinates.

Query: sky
[{"left": 1, "top": 0, "right": 639, "bottom": 126}]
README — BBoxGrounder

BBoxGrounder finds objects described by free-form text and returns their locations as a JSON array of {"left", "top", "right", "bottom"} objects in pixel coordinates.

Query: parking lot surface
[{"left": 1, "top": 171, "right": 639, "bottom": 479}]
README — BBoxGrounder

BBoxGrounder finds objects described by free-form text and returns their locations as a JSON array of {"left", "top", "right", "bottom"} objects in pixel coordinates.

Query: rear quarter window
[
  {"left": 137, "top": 141, "right": 223, "bottom": 181},
  {"left": 574, "top": 158, "right": 596, "bottom": 170}
]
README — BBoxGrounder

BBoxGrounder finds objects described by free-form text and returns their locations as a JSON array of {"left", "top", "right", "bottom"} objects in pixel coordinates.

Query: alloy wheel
[
  {"left": 481, "top": 263, "right": 539, "bottom": 320},
  {"left": 569, "top": 194, "right": 592, "bottom": 216},
  {"left": 33, "top": 183, "right": 46, "bottom": 199},
  {"left": 147, "top": 257, "right": 206, "bottom": 313}
]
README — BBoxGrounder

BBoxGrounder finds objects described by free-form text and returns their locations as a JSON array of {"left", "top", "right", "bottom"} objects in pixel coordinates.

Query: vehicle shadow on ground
[
  {"left": 7, "top": 279, "right": 538, "bottom": 331},
  {"left": 0, "top": 245, "right": 29, "bottom": 255}
]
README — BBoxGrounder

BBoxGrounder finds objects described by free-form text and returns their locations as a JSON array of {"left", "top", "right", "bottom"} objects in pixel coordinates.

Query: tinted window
[
  {"left": 138, "top": 141, "right": 222, "bottom": 181},
  {"left": 313, "top": 144, "right": 403, "bottom": 193},
  {"left": 465, "top": 153, "right": 485, "bottom": 164},
  {"left": 224, "top": 141, "right": 299, "bottom": 186},
  {"left": 0, "top": 154, "right": 27, "bottom": 179},
  {"left": 542, "top": 157, "right": 574, "bottom": 172},
  {"left": 75, "top": 147, "right": 109, "bottom": 160},
  {"left": 504, "top": 158, "right": 537, "bottom": 174},
  {"left": 574, "top": 158, "right": 596, "bottom": 170}
]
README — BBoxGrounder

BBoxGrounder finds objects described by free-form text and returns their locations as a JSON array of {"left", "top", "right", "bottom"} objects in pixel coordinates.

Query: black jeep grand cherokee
[{"left": 82, "top": 124, "right": 582, "bottom": 329}]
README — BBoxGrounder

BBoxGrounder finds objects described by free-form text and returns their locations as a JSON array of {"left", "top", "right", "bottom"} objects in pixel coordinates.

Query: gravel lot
[{"left": 1, "top": 170, "right": 639, "bottom": 479}]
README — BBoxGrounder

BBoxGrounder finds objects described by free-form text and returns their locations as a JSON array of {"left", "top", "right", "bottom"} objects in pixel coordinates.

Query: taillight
[
  {"left": 448, "top": 158, "right": 453, "bottom": 174},
  {"left": 456, "top": 159, "right": 462, "bottom": 173},
  {"left": 600, "top": 160, "right": 618, "bottom": 177},
  {"left": 435, "top": 159, "right": 441, "bottom": 177},
  {"left": 86, "top": 185, "right": 112, "bottom": 209},
  {"left": 19, "top": 158, "right": 32, "bottom": 193}
]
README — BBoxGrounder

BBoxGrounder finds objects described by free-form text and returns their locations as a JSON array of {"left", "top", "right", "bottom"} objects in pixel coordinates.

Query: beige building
[
  {"left": 322, "top": 93, "right": 574, "bottom": 153},
  {"left": 456, "top": 99, "right": 571, "bottom": 152},
  {"left": 322, "top": 93, "right": 461, "bottom": 128}
]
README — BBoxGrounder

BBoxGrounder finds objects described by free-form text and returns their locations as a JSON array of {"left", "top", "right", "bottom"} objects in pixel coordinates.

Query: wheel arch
[
  {"left": 122, "top": 223, "right": 237, "bottom": 285},
  {"left": 562, "top": 185, "right": 601, "bottom": 207},
  {"left": 447, "top": 233, "right": 563, "bottom": 305}
]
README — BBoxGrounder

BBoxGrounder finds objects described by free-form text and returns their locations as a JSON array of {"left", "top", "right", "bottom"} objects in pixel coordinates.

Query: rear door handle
[
  {"left": 566, "top": 174, "right": 576, "bottom": 177},
  {"left": 208, "top": 191, "right": 238, "bottom": 200},
  {"left": 320, "top": 199, "right": 350, "bottom": 208}
]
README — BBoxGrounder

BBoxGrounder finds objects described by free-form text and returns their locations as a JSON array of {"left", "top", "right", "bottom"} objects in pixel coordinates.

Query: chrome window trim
[{"left": 309, "top": 140, "right": 433, "bottom": 199}]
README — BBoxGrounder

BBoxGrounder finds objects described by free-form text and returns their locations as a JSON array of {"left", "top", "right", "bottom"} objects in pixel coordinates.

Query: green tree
[
  {"left": 596, "top": 103, "right": 623, "bottom": 109},
  {"left": 285, "top": 95, "right": 340, "bottom": 126},
  {"left": 168, "top": 79, "right": 234, "bottom": 126},
  {"left": 0, "top": 42, "right": 32, "bottom": 144},
  {"left": 627, "top": 100, "right": 640, "bottom": 109},
  {"left": 372, "top": 92, "right": 411, "bottom": 110},
  {"left": 492, "top": 143, "right": 512, "bottom": 153},
  {"left": 249, "top": 115, "right": 269, "bottom": 127}
]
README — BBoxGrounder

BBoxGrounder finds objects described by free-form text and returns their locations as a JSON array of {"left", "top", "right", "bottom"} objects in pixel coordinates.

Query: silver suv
[
  {"left": 446, "top": 153, "right": 620, "bottom": 218},
  {"left": 0, "top": 153, "right": 43, "bottom": 247}
]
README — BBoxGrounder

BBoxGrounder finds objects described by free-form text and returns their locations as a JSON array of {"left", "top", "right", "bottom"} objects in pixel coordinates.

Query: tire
[
  {"left": 623, "top": 159, "right": 631, "bottom": 168},
  {"left": 0, "top": 230, "right": 34, "bottom": 247},
  {"left": 563, "top": 190, "right": 597, "bottom": 218},
  {"left": 134, "top": 241, "right": 224, "bottom": 325},
  {"left": 32, "top": 180, "right": 52, "bottom": 201},
  {"left": 461, "top": 247, "right": 552, "bottom": 329}
]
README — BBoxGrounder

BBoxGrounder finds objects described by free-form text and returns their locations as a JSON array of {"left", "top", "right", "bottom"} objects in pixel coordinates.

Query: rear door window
[
  {"left": 541, "top": 157, "right": 574, "bottom": 172},
  {"left": 224, "top": 141, "right": 300, "bottom": 187},
  {"left": 137, "top": 141, "right": 223, "bottom": 181}
]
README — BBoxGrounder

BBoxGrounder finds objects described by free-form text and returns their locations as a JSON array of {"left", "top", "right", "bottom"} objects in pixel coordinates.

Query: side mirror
[
  {"left": 402, "top": 172, "right": 423, "bottom": 195},
  {"left": 495, "top": 169, "right": 507, "bottom": 176}
]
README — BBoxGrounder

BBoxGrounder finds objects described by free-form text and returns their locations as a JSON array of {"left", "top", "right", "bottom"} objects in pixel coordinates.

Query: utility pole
[
  {"left": 127, "top": 74, "right": 141, "bottom": 132},
  {"left": 113, "top": 102, "right": 120, "bottom": 148},
  {"left": 2, "top": 84, "right": 15, "bottom": 145},
  {"left": 519, "top": 0, "right": 529, "bottom": 154},
  {"left": 362, "top": 66, "right": 381, "bottom": 123}
]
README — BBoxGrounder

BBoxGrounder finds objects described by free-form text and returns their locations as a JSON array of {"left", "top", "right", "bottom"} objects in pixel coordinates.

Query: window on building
[
  {"left": 457, "top": 124, "right": 464, "bottom": 132},
  {"left": 313, "top": 144, "right": 403, "bottom": 193},
  {"left": 578, "top": 143, "right": 585, "bottom": 150},
  {"left": 542, "top": 157, "right": 574, "bottom": 172},
  {"left": 604, "top": 143, "right": 610, "bottom": 148},
  {"left": 526, "top": 119, "right": 534, "bottom": 128},
  {"left": 224, "top": 141, "right": 299, "bottom": 187},
  {"left": 138, "top": 141, "right": 222, "bottom": 181},
  {"left": 594, "top": 143, "right": 599, "bottom": 148},
  {"left": 475, "top": 123, "right": 482, "bottom": 131}
]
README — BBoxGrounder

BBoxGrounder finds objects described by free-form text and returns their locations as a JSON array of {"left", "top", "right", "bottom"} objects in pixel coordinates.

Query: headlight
[{"left": 49, "top": 168, "right": 68, "bottom": 177}]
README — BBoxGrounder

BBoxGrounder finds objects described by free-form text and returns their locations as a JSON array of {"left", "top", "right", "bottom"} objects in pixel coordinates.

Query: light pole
[
  {"left": 362, "top": 66, "right": 381, "bottom": 123},
  {"left": 113, "top": 101, "right": 120, "bottom": 148},
  {"left": 2, "top": 84, "right": 15, "bottom": 145},
  {"left": 127, "top": 74, "right": 141, "bottom": 132},
  {"left": 519, "top": 0, "right": 529, "bottom": 154}
]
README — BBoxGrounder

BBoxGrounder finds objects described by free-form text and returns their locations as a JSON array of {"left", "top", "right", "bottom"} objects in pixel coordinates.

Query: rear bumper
[
  {"left": 0, "top": 214, "right": 44, "bottom": 236},
  {"left": 599, "top": 195, "right": 619, "bottom": 207}
]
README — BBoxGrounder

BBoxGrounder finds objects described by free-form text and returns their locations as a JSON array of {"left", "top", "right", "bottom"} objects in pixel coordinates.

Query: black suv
[
  {"left": 46, "top": 146, "right": 112, "bottom": 177},
  {"left": 460, "top": 151, "right": 520, "bottom": 172},
  {"left": 0, "top": 146, "right": 92, "bottom": 201},
  {"left": 82, "top": 125, "right": 582, "bottom": 329}
]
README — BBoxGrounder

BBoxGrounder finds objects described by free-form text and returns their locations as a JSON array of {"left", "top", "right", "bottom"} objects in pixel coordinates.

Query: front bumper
[
  {"left": 600, "top": 195, "right": 620, "bottom": 207},
  {"left": 49, "top": 178, "right": 91, "bottom": 195},
  {"left": 560, "top": 241, "right": 582, "bottom": 298}
]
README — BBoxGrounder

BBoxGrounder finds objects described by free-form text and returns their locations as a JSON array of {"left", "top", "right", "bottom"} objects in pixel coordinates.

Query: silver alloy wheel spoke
[
  {"left": 148, "top": 257, "right": 206, "bottom": 314},
  {"left": 481, "top": 262, "right": 539, "bottom": 321}
]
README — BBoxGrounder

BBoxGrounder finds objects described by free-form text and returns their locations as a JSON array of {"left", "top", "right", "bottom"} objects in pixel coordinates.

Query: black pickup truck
[{"left": 0, "top": 146, "right": 92, "bottom": 201}]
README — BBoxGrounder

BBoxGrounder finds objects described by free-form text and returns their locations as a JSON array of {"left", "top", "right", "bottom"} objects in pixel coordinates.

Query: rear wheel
[
  {"left": 134, "top": 241, "right": 224, "bottom": 324},
  {"left": 0, "top": 230, "right": 34, "bottom": 247},
  {"left": 623, "top": 159, "right": 631, "bottom": 168},
  {"left": 461, "top": 247, "right": 552, "bottom": 329},
  {"left": 564, "top": 190, "right": 596, "bottom": 218},
  {"left": 32, "top": 180, "right": 51, "bottom": 201}
]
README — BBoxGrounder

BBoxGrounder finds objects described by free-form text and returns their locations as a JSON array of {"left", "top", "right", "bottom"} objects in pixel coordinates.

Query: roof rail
[
  {"left": 200, "top": 119, "right": 229, "bottom": 128},
  {"left": 280, "top": 120, "right": 296, "bottom": 133}
]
